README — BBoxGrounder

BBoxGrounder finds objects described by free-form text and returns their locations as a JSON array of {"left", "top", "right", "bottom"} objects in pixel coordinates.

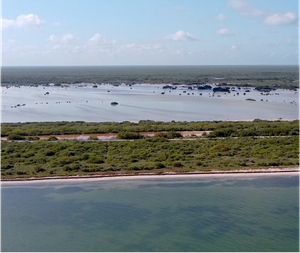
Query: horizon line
[{"left": 2, "top": 64, "right": 299, "bottom": 68}]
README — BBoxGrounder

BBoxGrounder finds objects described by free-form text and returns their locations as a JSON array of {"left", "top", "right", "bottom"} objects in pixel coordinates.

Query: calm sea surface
[{"left": 1, "top": 174, "right": 299, "bottom": 252}]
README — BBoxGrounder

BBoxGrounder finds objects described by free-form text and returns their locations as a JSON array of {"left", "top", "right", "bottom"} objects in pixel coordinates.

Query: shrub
[
  {"left": 7, "top": 134, "right": 25, "bottom": 140},
  {"left": 48, "top": 136, "right": 58, "bottom": 141},
  {"left": 117, "top": 132, "right": 144, "bottom": 139},
  {"left": 167, "top": 131, "right": 182, "bottom": 139},
  {"left": 80, "top": 153, "right": 90, "bottom": 160},
  {"left": 154, "top": 162, "right": 165, "bottom": 169},
  {"left": 16, "top": 171, "right": 27, "bottom": 175},
  {"left": 88, "top": 136, "right": 98, "bottom": 140},
  {"left": 45, "top": 150, "right": 56, "bottom": 156},
  {"left": 63, "top": 164, "right": 80, "bottom": 172},
  {"left": 154, "top": 132, "right": 182, "bottom": 139},
  {"left": 35, "top": 167, "right": 46, "bottom": 173},
  {"left": 208, "top": 129, "right": 235, "bottom": 138},
  {"left": 26, "top": 136, "right": 40, "bottom": 141},
  {"left": 23, "top": 151, "right": 35, "bottom": 158},
  {"left": 82, "top": 167, "right": 102, "bottom": 172},
  {"left": 88, "top": 156, "right": 105, "bottom": 164},
  {"left": 173, "top": 161, "right": 183, "bottom": 167},
  {"left": 154, "top": 133, "right": 168, "bottom": 138},
  {"left": 1, "top": 163, "right": 13, "bottom": 170}
]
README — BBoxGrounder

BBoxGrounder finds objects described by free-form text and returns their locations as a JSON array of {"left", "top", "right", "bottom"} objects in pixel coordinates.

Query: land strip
[
  {"left": 1, "top": 167, "right": 299, "bottom": 182},
  {"left": 0, "top": 131, "right": 209, "bottom": 141},
  {"left": 2, "top": 135, "right": 298, "bottom": 180}
]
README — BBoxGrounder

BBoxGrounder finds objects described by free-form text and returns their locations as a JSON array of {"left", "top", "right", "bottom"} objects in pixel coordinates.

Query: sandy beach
[{"left": 1, "top": 167, "right": 299, "bottom": 184}]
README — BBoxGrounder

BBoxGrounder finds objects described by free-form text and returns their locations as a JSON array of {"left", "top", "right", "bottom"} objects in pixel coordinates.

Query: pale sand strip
[{"left": 1, "top": 167, "right": 299, "bottom": 184}]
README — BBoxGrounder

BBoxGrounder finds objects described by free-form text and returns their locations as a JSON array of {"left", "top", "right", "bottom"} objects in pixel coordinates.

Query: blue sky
[{"left": 1, "top": 0, "right": 299, "bottom": 66}]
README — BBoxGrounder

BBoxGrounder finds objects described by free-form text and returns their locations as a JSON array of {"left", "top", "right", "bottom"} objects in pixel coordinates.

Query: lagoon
[{"left": 1, "top": 84, "right": 298, "bottom": 123}]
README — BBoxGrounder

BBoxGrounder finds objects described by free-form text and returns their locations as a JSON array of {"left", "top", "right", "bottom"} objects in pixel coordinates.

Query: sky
[{"left": 1, "top": 0, "right": 299, "bottom": 66}]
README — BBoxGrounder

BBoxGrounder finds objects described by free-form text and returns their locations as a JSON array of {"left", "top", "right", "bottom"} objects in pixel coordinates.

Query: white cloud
[
  {"left": 217, "top": 28, "right": 234, "bottom": 36},
  {"left": 166, "top": 30, "right": 199, "bottom": 41},
  {"left": 227, "top": 0, "right": 297, "bottom": 26},
  {"left": 88, "top": 33, "right": 116, "bottom": 52},
  {"left": 119, "top": 43, "right": 163, "bottom": 53},
  {"left": 227, "top": 0, "right": 263, "bottom": 17},
  {"left": 1, "top": 14, "right": 45, "bottom": 29},
  {"left": 216, "top": 14, "right": 227, "bottom": 21},
  {"left": 264, "top": 12, "right": 297, "bottom": 25},
  {"left": 49, "top": 33, "right": 77, "bottom": 44},
  {"left": 2, "top": 39, "right": 37, "bottom": 56},
  {"left": 46, "top": 34, "right": 78, "bottom": 55},
  {"left": 120, "top": 43, "right": 147, "bottom": 52}
]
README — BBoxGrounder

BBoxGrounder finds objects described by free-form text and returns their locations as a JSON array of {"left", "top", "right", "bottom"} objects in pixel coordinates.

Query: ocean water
[
  {"left": 1, "top": 84, "right": 298, "bottom": 122},
  {"left": 1, "top": 174, "right": 299, "bottom": 252}
]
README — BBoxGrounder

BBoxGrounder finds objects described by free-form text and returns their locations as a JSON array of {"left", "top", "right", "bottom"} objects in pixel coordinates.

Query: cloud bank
[
  {"left": 216, "top": 28, "right": 234, "bottom": 36},
  {"left": 264, "top": 12, "right": 297, "bottom": 25},
  {"left": 2, "top": 14, "right": 45, "bottom": 29}
]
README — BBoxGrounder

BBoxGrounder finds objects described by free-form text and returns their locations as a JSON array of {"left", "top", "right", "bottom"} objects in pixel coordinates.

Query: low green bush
[
  {"left": 117, "top": 132, "right": 144, "bottom": 139},
  {"left": 7, "top": 134, "right": 25, "bottom": 140}
]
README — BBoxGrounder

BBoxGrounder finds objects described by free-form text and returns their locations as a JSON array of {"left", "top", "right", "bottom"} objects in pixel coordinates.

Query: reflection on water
[
  {"left": 1, "top": 174, "right": 299, "bottom": 252},
  {"left": 1, "top": 84, "right": 299, "bottom": 122}
]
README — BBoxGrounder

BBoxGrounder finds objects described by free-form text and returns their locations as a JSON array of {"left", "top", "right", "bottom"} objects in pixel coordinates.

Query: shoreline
[{"left": 1, "top": 167, "right": 299, "bottom": 184}]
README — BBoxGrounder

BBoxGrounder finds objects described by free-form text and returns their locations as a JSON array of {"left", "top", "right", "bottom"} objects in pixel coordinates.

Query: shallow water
[
  {"left": 1, "top": 174, "right": 299, "bottom": 252},
  {"left": 1, "top": 85, "right": 298, "bottom": 122}
]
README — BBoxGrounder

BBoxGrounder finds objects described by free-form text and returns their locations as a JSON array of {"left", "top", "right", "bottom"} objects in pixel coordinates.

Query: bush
[
  {"left": 154, "top": 133, "right": 168, "bottom": 138},
  {"left": 167, "top": 131, "right": 182, "bottom": 139},
  {"left": 26, "top": 136, "right": 40, "bottom": 141},
  {"left": 1, "top": 163, "right": 13, "bottom": 170},
  {"left": 82, "top": 166, "right": 103, "bottom": 172},
  {"left": 45, "top": 150, "right": 56, "bottom": 156},
  {"left": 154, "top": 131, "right": 182, "bottom": 139},
  {"left": 155, "top": 162, "right": 165, "bottom": 169},
  {"left": 7, "top": 134, "right": 25, "bottom": 140},
  {"left": 88, "top": 156, "right": 104, "bottom": 164},
  {"left": 173, "top": 161, "right": 183, "bottom": 167},
  {"left": 117, "top": 132, "right": 144, "bottom": 139},
  {"left": 88, "top": 136, "right": 98, "bottom": 140},
  {"left": 63, "top": 164, "right": 80, "bottom": 172},
  {"left": 35, "top": 167, "right": 46, "bottom": 173},
  {"left": 16, "top": 171, "right": 27, "bottom": 175},
  {"left": 23, "top": 151, "right": 35, "bottom": 158},
  {"left": 48, "top": 136, "right": 58, "bottom": 141},
  {"left": 208, "top": 129, "right": 235, "bottom": 138}
]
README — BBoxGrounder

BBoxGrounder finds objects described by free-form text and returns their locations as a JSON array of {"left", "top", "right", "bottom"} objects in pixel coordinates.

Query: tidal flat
[{"left": 1, "top": 84, "right": 298, "bottom": 123}]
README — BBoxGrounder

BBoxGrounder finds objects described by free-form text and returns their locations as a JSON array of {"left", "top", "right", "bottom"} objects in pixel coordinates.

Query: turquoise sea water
[{"left": 1, "top": 174, "right": 299, "bottom": 252}]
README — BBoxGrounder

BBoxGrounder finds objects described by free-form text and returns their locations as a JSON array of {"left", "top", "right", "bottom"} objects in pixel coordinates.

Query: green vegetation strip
[
  {"left": 2, "top": 136, "right": 299, "bottom": 179},
  {"left": 2, "top": 120, "right": 299, "bottom": 138}
]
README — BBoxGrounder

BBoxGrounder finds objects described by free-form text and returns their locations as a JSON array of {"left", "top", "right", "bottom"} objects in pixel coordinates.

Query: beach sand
[{"left": 1, "top": 167, "right": 299, "bottom": 184}]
